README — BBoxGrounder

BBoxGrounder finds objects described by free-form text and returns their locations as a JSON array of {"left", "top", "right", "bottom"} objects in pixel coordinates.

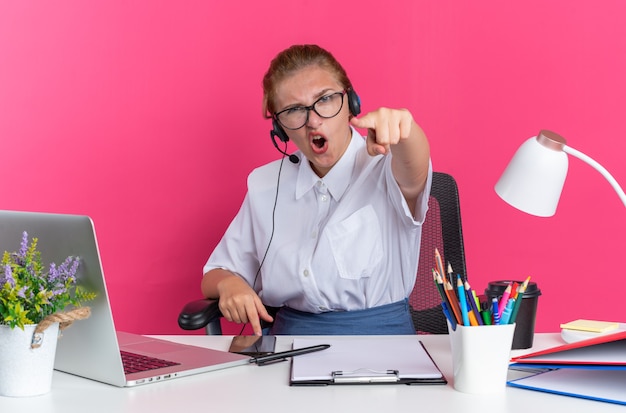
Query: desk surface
[{"left": 0, "top": 333, "right": 623, "bottom": 413}]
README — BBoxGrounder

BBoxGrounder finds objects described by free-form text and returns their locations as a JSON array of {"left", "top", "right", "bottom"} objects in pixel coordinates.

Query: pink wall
[{"left": 1, "top": 1, "right": 624, "bottom": 334}]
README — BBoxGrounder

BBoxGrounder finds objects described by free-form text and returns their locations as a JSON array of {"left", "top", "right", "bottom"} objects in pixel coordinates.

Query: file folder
[
  {"left": 510, "top": 330, "right": 626, "bottom": 366},
  {"left": 289, "top": 336, "right": 446, "bottom": 386},
  {"left": 507, "top": 330, "right": 626, "bottom": 405},
  {"left": 508, "top": 368, "right": 626, "bottom": 406}
]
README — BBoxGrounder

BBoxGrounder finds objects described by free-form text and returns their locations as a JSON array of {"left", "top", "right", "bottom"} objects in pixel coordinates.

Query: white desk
[{"left": 0, "top": 334, "right": 623, "bottom": 412}]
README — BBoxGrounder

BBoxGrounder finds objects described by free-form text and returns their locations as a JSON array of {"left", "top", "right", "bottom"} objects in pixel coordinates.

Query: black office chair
[
  {"left": 409, "top": 172, "right": 467, "bottom": 334},
  {"left": 178, "top": 172, "right": 467, "bottom": 335}
]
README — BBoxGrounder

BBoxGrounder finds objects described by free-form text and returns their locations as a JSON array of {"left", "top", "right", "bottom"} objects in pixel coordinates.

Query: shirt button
[
  {"left": 311, "top": 231, "right": 317, "bottom": 238},
  {"left": 303, "top": 269, "right": 309, "bottom": 277},
  {"left": 320, "top": 194, "right": 329, "bottom": 202}
]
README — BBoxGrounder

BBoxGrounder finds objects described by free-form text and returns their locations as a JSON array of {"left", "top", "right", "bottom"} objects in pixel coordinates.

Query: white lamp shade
[{"left": 495, "top": 136, "right": 569, "bottom": 217}]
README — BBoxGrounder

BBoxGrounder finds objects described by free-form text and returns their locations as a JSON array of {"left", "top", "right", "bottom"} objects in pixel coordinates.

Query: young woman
[{"left": 201, "top": 44, "right": 431, "bottom": 335}]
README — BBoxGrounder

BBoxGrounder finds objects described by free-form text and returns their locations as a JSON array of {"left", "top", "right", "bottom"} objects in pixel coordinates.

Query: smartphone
[{"left": 228, "top": 335, "right": 277, "bottom": 357}]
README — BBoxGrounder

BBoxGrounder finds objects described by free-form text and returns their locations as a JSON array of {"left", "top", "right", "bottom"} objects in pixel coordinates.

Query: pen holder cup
[
  {"left": 485, "top": 280, "right": 541, "bottom": 349},
  {"left": 448, "top": 322, "right": 515, "bottom": 394}
]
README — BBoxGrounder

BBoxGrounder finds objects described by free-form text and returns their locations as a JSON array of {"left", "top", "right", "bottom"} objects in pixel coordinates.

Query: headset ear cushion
[
  {"left": 272, "top": 119, "right": 290, "bottom": 143},
  {"left": 347, "top": 89, "right": 361, "bottom": 117}
]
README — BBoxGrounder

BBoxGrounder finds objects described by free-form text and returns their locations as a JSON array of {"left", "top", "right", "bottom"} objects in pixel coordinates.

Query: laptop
[{"left": 0, "top": 210, "right": 250, "bottom": 387}]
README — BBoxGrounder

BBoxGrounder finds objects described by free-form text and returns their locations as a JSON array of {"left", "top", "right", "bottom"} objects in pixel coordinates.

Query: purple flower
[
  {"left": 17, "top": 285, "right": 28, "bottom": 299},
  {"left": 19, "top": 231, "right": 28, "bottom": 258},
  {"left": 47, "top": 256, "right": 80, "bottom": 291},
  {"left": 58, "top": 257, "right": 72, "bottom": 277},
  {"left": 50, "top": 287, "right": 66, "bottom": 298},
  {"left": 68, "top": 258, "right": 79, "bottom": 282},
  {"left": 48, "top": 262, "right": 60, "bottom": 283},
  {"left": 3, "top": 264, "right": 15, "bottom": 287}
]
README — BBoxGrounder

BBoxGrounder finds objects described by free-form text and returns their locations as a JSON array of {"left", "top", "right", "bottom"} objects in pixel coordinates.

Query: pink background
[{"left": 1, "top": 1, "right": 624, "bottom": 334}]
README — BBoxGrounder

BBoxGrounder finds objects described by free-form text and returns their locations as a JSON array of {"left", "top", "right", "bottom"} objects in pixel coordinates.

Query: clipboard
[{"left": 289, "top": 336, "right": 447, "bottom": 386}]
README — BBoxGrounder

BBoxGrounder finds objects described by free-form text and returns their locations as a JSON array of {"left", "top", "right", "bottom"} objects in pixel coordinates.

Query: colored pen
[
  {"left": 491, "top": 297, "right": 500, "bottom": 325},
  {"left": 457, "top": 276, "right": 470, "bottom": 326},
  {"left": 250, "top": 344, "right": 331, "bottom": 366},
  {"left": 481, "top": 309, "right": 492, "bottom": 325},
  {"left": 480, "top": 300, "right": 492, "bottom": 325}
]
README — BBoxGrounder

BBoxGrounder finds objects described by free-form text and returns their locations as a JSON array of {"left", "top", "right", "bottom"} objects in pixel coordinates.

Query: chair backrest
[
  {"left": 181, "top": 171, "right": 467, "bottom": 335},
  {"left": 409, "top": 172, "right": 467, "bottom": 334}
]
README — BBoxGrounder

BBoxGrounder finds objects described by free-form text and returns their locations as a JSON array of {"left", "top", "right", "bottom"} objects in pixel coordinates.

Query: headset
[{"left": 270, "top": 89, "right": 361, "bottom": 164}]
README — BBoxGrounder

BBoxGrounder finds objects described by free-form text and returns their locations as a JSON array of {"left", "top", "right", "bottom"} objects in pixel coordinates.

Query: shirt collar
[{"left": 295, "top": 127, "right": 363, "bottom": 201}]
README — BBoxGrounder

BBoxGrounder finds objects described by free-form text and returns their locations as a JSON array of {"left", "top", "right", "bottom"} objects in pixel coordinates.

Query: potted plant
[{"left": 0, "top": 231, "right": 95, "bottom": 397}]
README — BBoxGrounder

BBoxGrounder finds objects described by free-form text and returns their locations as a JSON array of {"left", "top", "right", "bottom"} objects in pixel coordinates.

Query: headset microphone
[{"left": 270, "top": 129, "right": 300, "bottom": 164}]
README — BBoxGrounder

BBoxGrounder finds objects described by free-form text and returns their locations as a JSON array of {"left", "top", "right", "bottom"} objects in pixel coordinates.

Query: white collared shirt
[{"left": 204, "top": 128, "right": 432, "bottom": 313}]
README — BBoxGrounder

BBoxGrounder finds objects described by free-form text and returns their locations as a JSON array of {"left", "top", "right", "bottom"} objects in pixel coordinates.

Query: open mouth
[
  {"left": 313, "top": 136, "right": 326, "bottom": 149},
  {"left": 309, "top": 133, "right": 329, "bottom": 155}
]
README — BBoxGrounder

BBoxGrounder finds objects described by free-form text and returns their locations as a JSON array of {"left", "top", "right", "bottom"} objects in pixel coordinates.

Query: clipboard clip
[{"left": 331, "top": 368, "right": 400, "bottom": 384}]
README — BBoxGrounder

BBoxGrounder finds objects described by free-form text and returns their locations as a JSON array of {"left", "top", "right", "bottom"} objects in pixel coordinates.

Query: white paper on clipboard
[{"left": 290, "top": 336, "right": 444, "bottom": 385}]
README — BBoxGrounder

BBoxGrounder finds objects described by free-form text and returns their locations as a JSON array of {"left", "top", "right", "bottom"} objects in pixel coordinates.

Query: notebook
[{"left": 0, "top": 210, "right": 250, "bottom": 387}]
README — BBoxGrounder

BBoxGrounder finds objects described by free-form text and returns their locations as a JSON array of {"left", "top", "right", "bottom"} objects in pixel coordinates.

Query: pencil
[
  {"left": 441, "top": 302, "right": 457, "bottom": 330},
  {"left": 499, "top": 298, "right": 515, "bottom": 325},
  {"left": 444, "top": 277, "right": 463, "bottom": 324},
  {"left": 509, "top": 276, "right": 531, "bottom": 324},
  {"left": 435, "top": 248, "right": 446, "bottom": 285},
  {"left": 464, "top": 280, "right": 484, "bottom": 325},
  {"left": 498, "top": 284, "right": 512, "bottom": 318},
  {"left": 434, "top": 269, "right": 458, "bottom": 329},
  {"left": 510, "top": 281, "right": 519, "bottom": 299},
  {"left": 432, "top": 269, "right": 447, "bottom": 303},
  {"left": 457, "top": 276, "right": 470, "bottom": 326}
]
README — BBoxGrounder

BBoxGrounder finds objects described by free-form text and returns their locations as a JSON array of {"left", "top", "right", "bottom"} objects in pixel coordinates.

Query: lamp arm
[{"left": 563, "top": 144, "right": 626, "bottom": 207}]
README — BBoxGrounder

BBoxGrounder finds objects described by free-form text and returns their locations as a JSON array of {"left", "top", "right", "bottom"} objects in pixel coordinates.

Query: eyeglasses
[{"left": 274, "top": 91, "right": 346, "bottom": 130}]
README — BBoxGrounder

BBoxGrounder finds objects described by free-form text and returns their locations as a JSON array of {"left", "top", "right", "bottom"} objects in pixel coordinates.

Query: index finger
[
  {"left": 242, "top": 302, "right": 263, "bottom": 336},
  {"left": 249, "top": 298, "right": 276, "bottom": 336},
  {"left": 351, "top": 110, "right": 394, "bottom": 145},
  {"left": 350, "top": 112, "right": 377, "bottom": 130}
]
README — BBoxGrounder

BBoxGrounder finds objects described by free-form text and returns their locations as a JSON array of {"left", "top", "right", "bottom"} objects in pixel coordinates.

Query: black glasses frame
[{"left": 274, "top": 91, "right": 346, "bottom": 130}]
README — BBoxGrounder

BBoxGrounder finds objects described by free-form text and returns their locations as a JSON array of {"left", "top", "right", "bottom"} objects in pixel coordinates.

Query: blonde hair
[{"left": 262, "top": 44, "right": 353, "bottom": 118}]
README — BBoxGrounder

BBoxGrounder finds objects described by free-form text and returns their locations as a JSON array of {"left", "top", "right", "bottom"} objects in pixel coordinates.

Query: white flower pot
[{"left": 0, "top": 322, "right": 59, "bottom": 397}]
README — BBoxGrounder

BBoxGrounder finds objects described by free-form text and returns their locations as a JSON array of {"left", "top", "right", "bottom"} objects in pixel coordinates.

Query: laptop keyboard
[{"left": 120, "top": 350, "right": 181, "bottom": 374}]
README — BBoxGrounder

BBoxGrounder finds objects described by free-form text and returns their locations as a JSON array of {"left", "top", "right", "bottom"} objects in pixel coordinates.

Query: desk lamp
[{"left": 494, "top": 130, "right": 626, "bottom": 217}]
